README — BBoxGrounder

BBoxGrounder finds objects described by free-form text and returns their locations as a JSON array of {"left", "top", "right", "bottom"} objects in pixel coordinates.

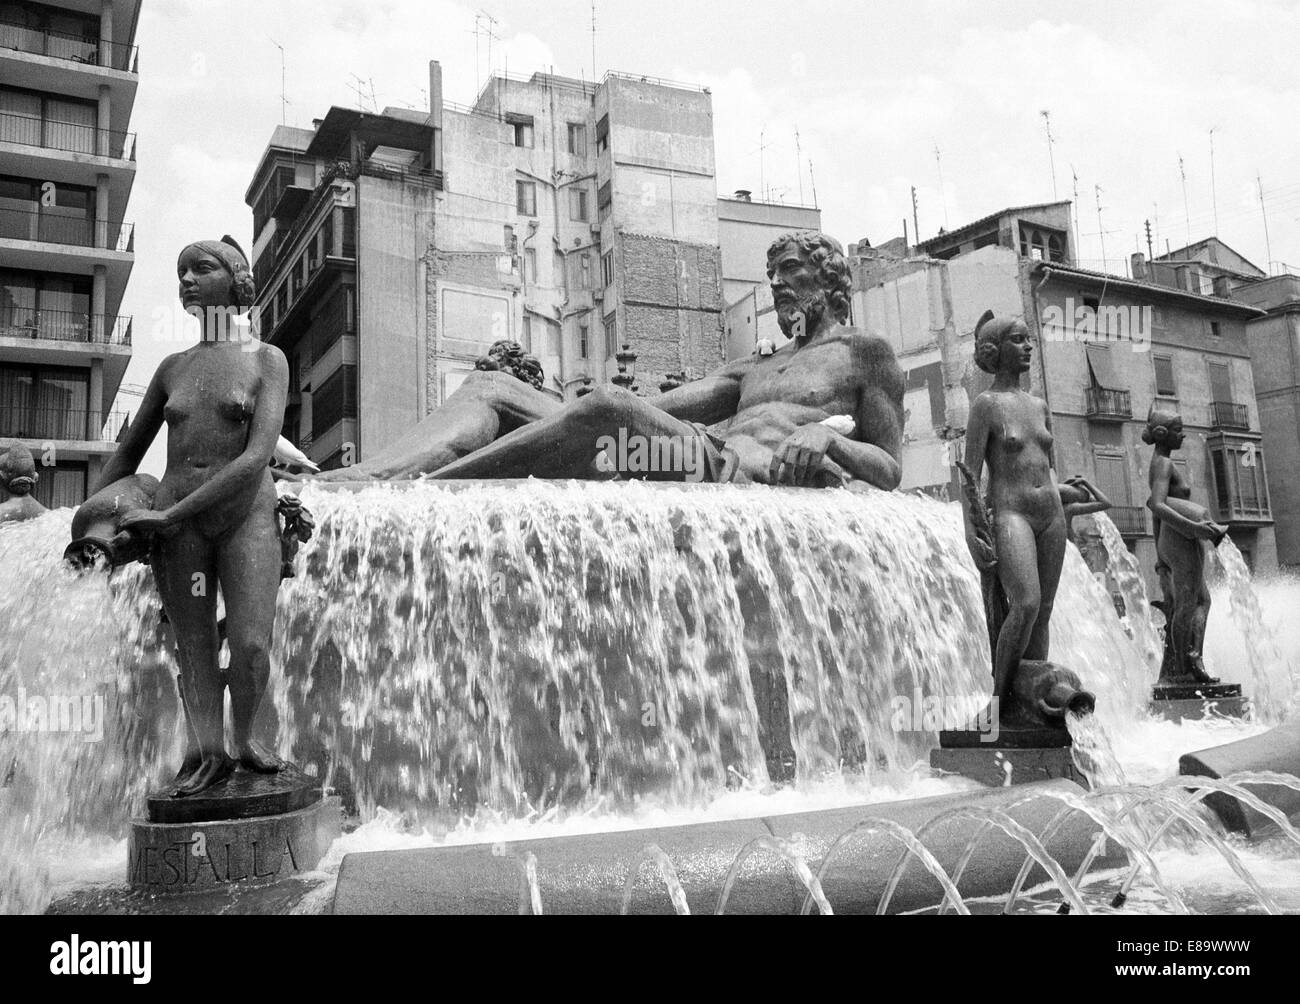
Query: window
[
  {"left": 569, "top": 187, "right": 589, "bottom": 222},
  {"left": 512, "top": 121, "right": 534, "bottom": 148},
  {"left": 521, "top": 315, "right": 532, "bottom": 352},
  {"left": 0, "top": 363, "right": 90, "bottom": 440},
  {"left": 1209, "top": 443, "right": 1271, "bottom": 520},
  {"left": 597, "top": 180, "right": 612, "bottom": 222},
  {"left": 0, "top": 174, "right": 95, "bottom": 246},
  {"left": 0, "top": 268, "right": 91, "bottom": 340},
  {"left": 516, "top": 180, "right": 537, "bottom": 216},
  {"left": 524, "top": 247, "right": 537, "bottom": 284},
  {"left": 1210, "top": 321, "right": 1222, "bottom": 339},
  {"left": 312, "top": 364, "right": 357, "bottom": 434},
  {"left": 341, "top": 207, "right": 356, "bottom": 257},
  {"left": 1208, "top": 361, "right": 1233, "bottom": 403},
  {"left": 601, "top": 250, "right": 614, "bottom": 289},
  {"left": 1048, "top": 233, "right": 1065, "bottom": 262},
  {"left": 580, "top": 254, "right": 591, "bottom": 290},
  {"left": 567, "top": 122, "right": 587, "bottom": 157},
  {"left": 595, "top": 114, "right": 609, "bottom": 154},
  {"left": 1153, "top": 355, "right": 1177, "bottom": 397},
  {"left": 579, "top": 322, "right": 589, "bottom": 359},
  {"left": 275, "top": 285, "right": 287, "bottom": 324},
  {"left": 1092, "top": 452, "right": 1131, "bottom": 506},
  {"left": 604, "top": 313, "right": 617, "bottom": 356}
]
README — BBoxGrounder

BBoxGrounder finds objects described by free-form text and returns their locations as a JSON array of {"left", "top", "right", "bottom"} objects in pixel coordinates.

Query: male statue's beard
[{"left": 776, "top": 290, "right": 827, "bottom": 341}]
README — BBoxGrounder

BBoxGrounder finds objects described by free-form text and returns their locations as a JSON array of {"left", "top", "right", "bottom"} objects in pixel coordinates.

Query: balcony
[
  {"left": 1084, "top": 386, "right": 1132, "bottom": 422},
  {"left": 0, "top": 110, "right": 136, "bottom": 160},
  {"left": 0, "top": 406, "right": 129, "bottom": 443},
  {"left": 1211, "top": 400, "right": 1250, "bottom": 431},
  {"left": 0, "top": 20, "right": 138, "bottom": 72},
  {"left": 0, "top": 309, "right": 131, "bottom": 346},
  {"left": 1107, "top": 505, "right": 1149, "bottom": 537},
  {"left": 0, "top": 207, "right": 133, "bottom": 252}
]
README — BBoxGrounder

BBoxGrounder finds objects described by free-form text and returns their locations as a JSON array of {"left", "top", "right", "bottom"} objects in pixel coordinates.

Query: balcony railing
[
  {"left": 1211, "top": 400, "right": 1250, "bottom": 431},
  {"left": 0, "top": 110, "right": 136, "bottom": 160},
  {"left": 1106, "top": 505, "right": 1149, "bottom": 537},
  {"left": 0, "top": 309, "right": 131, "bottom": 345},
  {"left": 0, "top": 207, "right": 134, "bottom": 252},
  {"left": 1084, "top": 386, "right": 1132, "bottom": 421},
  {"left": 0, "top": 406, "right": 129, "bottom": 442},
  {"left": 0, "top": 19, "right": 139, "bottom": 72}
]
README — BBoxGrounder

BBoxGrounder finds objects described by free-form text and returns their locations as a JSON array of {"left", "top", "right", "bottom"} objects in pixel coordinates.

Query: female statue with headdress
[
  {"left": 89, "top": 237, "right": 289, "bottom": 795},
  {"left": 960, "top": 312, "right": 1067, "bottom": 713},
  {"left": 1143, "top": 408, "right": 1226, "bottom": 683}
]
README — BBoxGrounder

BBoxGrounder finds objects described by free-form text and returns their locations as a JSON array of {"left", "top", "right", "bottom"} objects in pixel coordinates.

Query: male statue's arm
[
  {"left": 824, "top": 335, "right": 904, "bottom": 490},
  {"left": 645, "top": 358, "right": 746, "bottom": 425}
]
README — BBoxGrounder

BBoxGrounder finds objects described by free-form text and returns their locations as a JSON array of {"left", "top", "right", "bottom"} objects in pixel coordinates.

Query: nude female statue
[
  {"left": 1143, "top": 409, "right": 1227, "bottom": 684},
  {"left": 90, "top": 237, "right": 289, "bottom": 795},
  {"left": 961, "top": 313, "right": 1067, "bottom": 711}
]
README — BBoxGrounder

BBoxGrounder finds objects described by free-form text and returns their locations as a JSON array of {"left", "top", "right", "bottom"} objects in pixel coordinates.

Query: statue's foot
[
  {"left": 237, "top": 739, "right": 284, "bottom": 773},
  {"left": 173, "top": 753, "right": 235, "bottom": 796},
  {"left": 172, "top": 750, "right": 201, "bottom": 784},
  {"left": 1187, "top": 655, "right": 1219, "bottom": 685}
]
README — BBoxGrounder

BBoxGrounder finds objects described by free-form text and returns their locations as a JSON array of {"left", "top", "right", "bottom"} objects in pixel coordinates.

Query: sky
[{"left": 119, "top": 0, "right": 1300, "bottom": 473}]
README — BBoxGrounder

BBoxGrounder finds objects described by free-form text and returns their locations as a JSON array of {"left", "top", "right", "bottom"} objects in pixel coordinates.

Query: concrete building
[
  {"left": 718, "top": 191, "right": 820, "bottom": 359},
  {"left": 247, "top": 64, "right": 733, "bottom": 471},
  {"left": 852, "top": 205, "right": 1277, "bottom": 587},
  {"left": 0, "top": 0, "right": 139, "bottom": 506}
]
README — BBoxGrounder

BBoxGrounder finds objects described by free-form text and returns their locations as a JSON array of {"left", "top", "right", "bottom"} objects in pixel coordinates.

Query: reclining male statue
[{"left": 317, "top": 231, "right": 905, "bottom": 490}]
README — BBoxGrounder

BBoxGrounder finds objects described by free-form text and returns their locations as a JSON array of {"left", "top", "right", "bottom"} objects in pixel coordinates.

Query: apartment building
[
  {"left": 0, "top": 0, "right": 138, "bottom": 507},
  {"left": 247, "top": 62, "right": 731, "bottom": 471},
  {"left": 852, "top": 204, "right": 1277, "bottom": 587}
]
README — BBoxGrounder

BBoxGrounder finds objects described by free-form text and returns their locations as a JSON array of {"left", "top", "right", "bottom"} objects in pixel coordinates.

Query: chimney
[
  {"left": 312, "top": 118, "right": 324, "bottom": 130},
  {"left": 1213, "top": 274, "right": 1232, "bottom": 298},
  {"left": 733, "top": 189, "right": 752, "bottom": 202},
  {"left": 1130, "top": 252, "right": 1147, "bottom": 281},
  {"left": 428, "top": 60, "right": 444, "bottom": 176},
  {"left": 1175, "top": 264, "right": 1192, "bottom": 291}
]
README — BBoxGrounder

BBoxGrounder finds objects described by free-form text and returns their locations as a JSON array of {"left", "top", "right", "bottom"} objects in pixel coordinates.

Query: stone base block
[
  {"left": 1150, "top": 683, "right": 1249, "bottom": 723},
  {"left": 930, "top": 746, "right": 1086, "bottom": 788},
  {"left": 128, "top": 796, "right": 340, "bottom": 895}
]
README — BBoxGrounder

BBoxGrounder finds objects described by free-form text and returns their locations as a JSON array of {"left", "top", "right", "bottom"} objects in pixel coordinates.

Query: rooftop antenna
[
  {"left": 1040, "top": 109, "right": 1057, "bottom": 199},
  {"left": 1258, "top": 171, "right": 1274, "bottom": 270},
  {"left": 752, "top": 128, "right": 771, "bottom": 201},
  {"left": 369, "top": 78, "right": 379, "bottom": 113},
  {"left": 1209, "top": 126, "right": 1219, "bottom": 235},
  {"left": 1069, "top": 163, "right": 1080, "bottom": 260},
  {"left": 347, "top": 73, "right": 369, "bottom": 111},
  {"left": 1153, "top": 201, "right": 1160, "bottom": 256},
  {"left": 1093, "top": 184, "right": 1116, "bottom": 273},
  {"left": 475, "top": 10, "right": 500, "bottom": 79},
  {"left": 911, "top": 185, "right": 920, "bottom": 244},
  {"left": 1178, "top": 152, "right": 1191, "bottom": 246},
  {"left": 934, "top": 144, "right": 949, "bottom": 228},
  {"left": 794, "top": 126, "right": 804, "bottom": 205},
  {"left": 591, "top": 1, "right": 597, "bottom": 81},
  {"left": 269, "top": 37, "right": 288, "bottom": 125},
  {"left": 808, "top": 157, "right": 819, "bottom": 209}
]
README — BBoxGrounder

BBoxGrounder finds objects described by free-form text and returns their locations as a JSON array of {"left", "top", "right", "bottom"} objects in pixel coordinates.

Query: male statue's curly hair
[
  {"left": 765, "top": 231, "right": 852, "bottom": 323},
  {"left": 475, "top": 339, "right": 545, "bottom": 390}
]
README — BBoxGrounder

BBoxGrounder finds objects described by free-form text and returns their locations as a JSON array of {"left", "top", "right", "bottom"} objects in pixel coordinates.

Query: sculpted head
[
  {"left": 1142, "top": 409, "right": 1184, "bottom": 450},
  {"left": 974, "top": 311, "right": 1033, "bottom": 376},
  {"left": 474, "top": 339, "right": 545, "bottom": 390},
  {"left": 178, "top": 236, "right": 255, "bottom": 313},
  {"left": 0, "top": 442, "right": 38, "bottom": 497},
  {"left": 765, "top": 231, "right": 851, "bottom": 341}
]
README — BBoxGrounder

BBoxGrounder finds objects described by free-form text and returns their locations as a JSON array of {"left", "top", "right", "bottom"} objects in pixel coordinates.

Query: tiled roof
[
  {"left": 917, "top": 201, "right": 1071, "bottom": 248},
  {"left": 1032, "top": 262, "right": 1265, "bottom": 316}
]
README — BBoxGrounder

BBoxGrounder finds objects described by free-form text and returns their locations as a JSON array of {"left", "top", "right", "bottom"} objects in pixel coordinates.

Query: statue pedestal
[
  {"left": 128, "top": 766, "right": 339, "bottom": 895},
  {"left": 930, "top": 727, "right": 1086, "bottom": 788},
  {"left": 1149, "top": 682, "right": 1248, "bottom": 723}
]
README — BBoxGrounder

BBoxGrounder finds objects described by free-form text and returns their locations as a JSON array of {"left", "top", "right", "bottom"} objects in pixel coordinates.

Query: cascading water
[{"left": 0, "top": 481, "right": 1296, "bottom": 914}]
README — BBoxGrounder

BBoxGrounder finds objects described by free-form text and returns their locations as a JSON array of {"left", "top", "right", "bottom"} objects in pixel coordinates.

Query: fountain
[{"left": 2, "top": 231, "right": 1299, "bottom": 916}]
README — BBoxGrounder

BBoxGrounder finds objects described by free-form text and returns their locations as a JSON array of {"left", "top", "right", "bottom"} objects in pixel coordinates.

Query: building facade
[
  {"left": 247, "top": 64, "right": 734, "bottom": 471},
  {"left": 852, "top": 204, "right": 1277, "bottom": 588},
  {"left": 0, "top": 0, "right": 139, "bottom": 505}
]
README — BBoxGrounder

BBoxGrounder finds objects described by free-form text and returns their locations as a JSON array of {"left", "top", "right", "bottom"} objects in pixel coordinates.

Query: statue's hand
[
  {"left": 768, "top": 424, "right": 835, "bottom": 487},
  {"left": 117, "top": 509, "right": 178, "bottom": 539}
]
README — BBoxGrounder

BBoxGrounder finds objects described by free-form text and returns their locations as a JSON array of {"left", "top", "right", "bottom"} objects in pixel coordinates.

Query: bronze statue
[
  {"left": 960, "top": 312, "right": 1070, "bottom": 719},
  {"left": 1058, "top": 475, "right": 1112, "bottom": 548},
  {"left": 1144, "top": 409, "right": 1226, "bottom": 684},
  {"left": 319, "top": 232, "right": 905, "bottom": 490},
  {"left": 0, "top": 443, "right": 46, "bottom": 523},
  {"left": 85, "top": 236, "right": 289, "bottom": 796}
]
